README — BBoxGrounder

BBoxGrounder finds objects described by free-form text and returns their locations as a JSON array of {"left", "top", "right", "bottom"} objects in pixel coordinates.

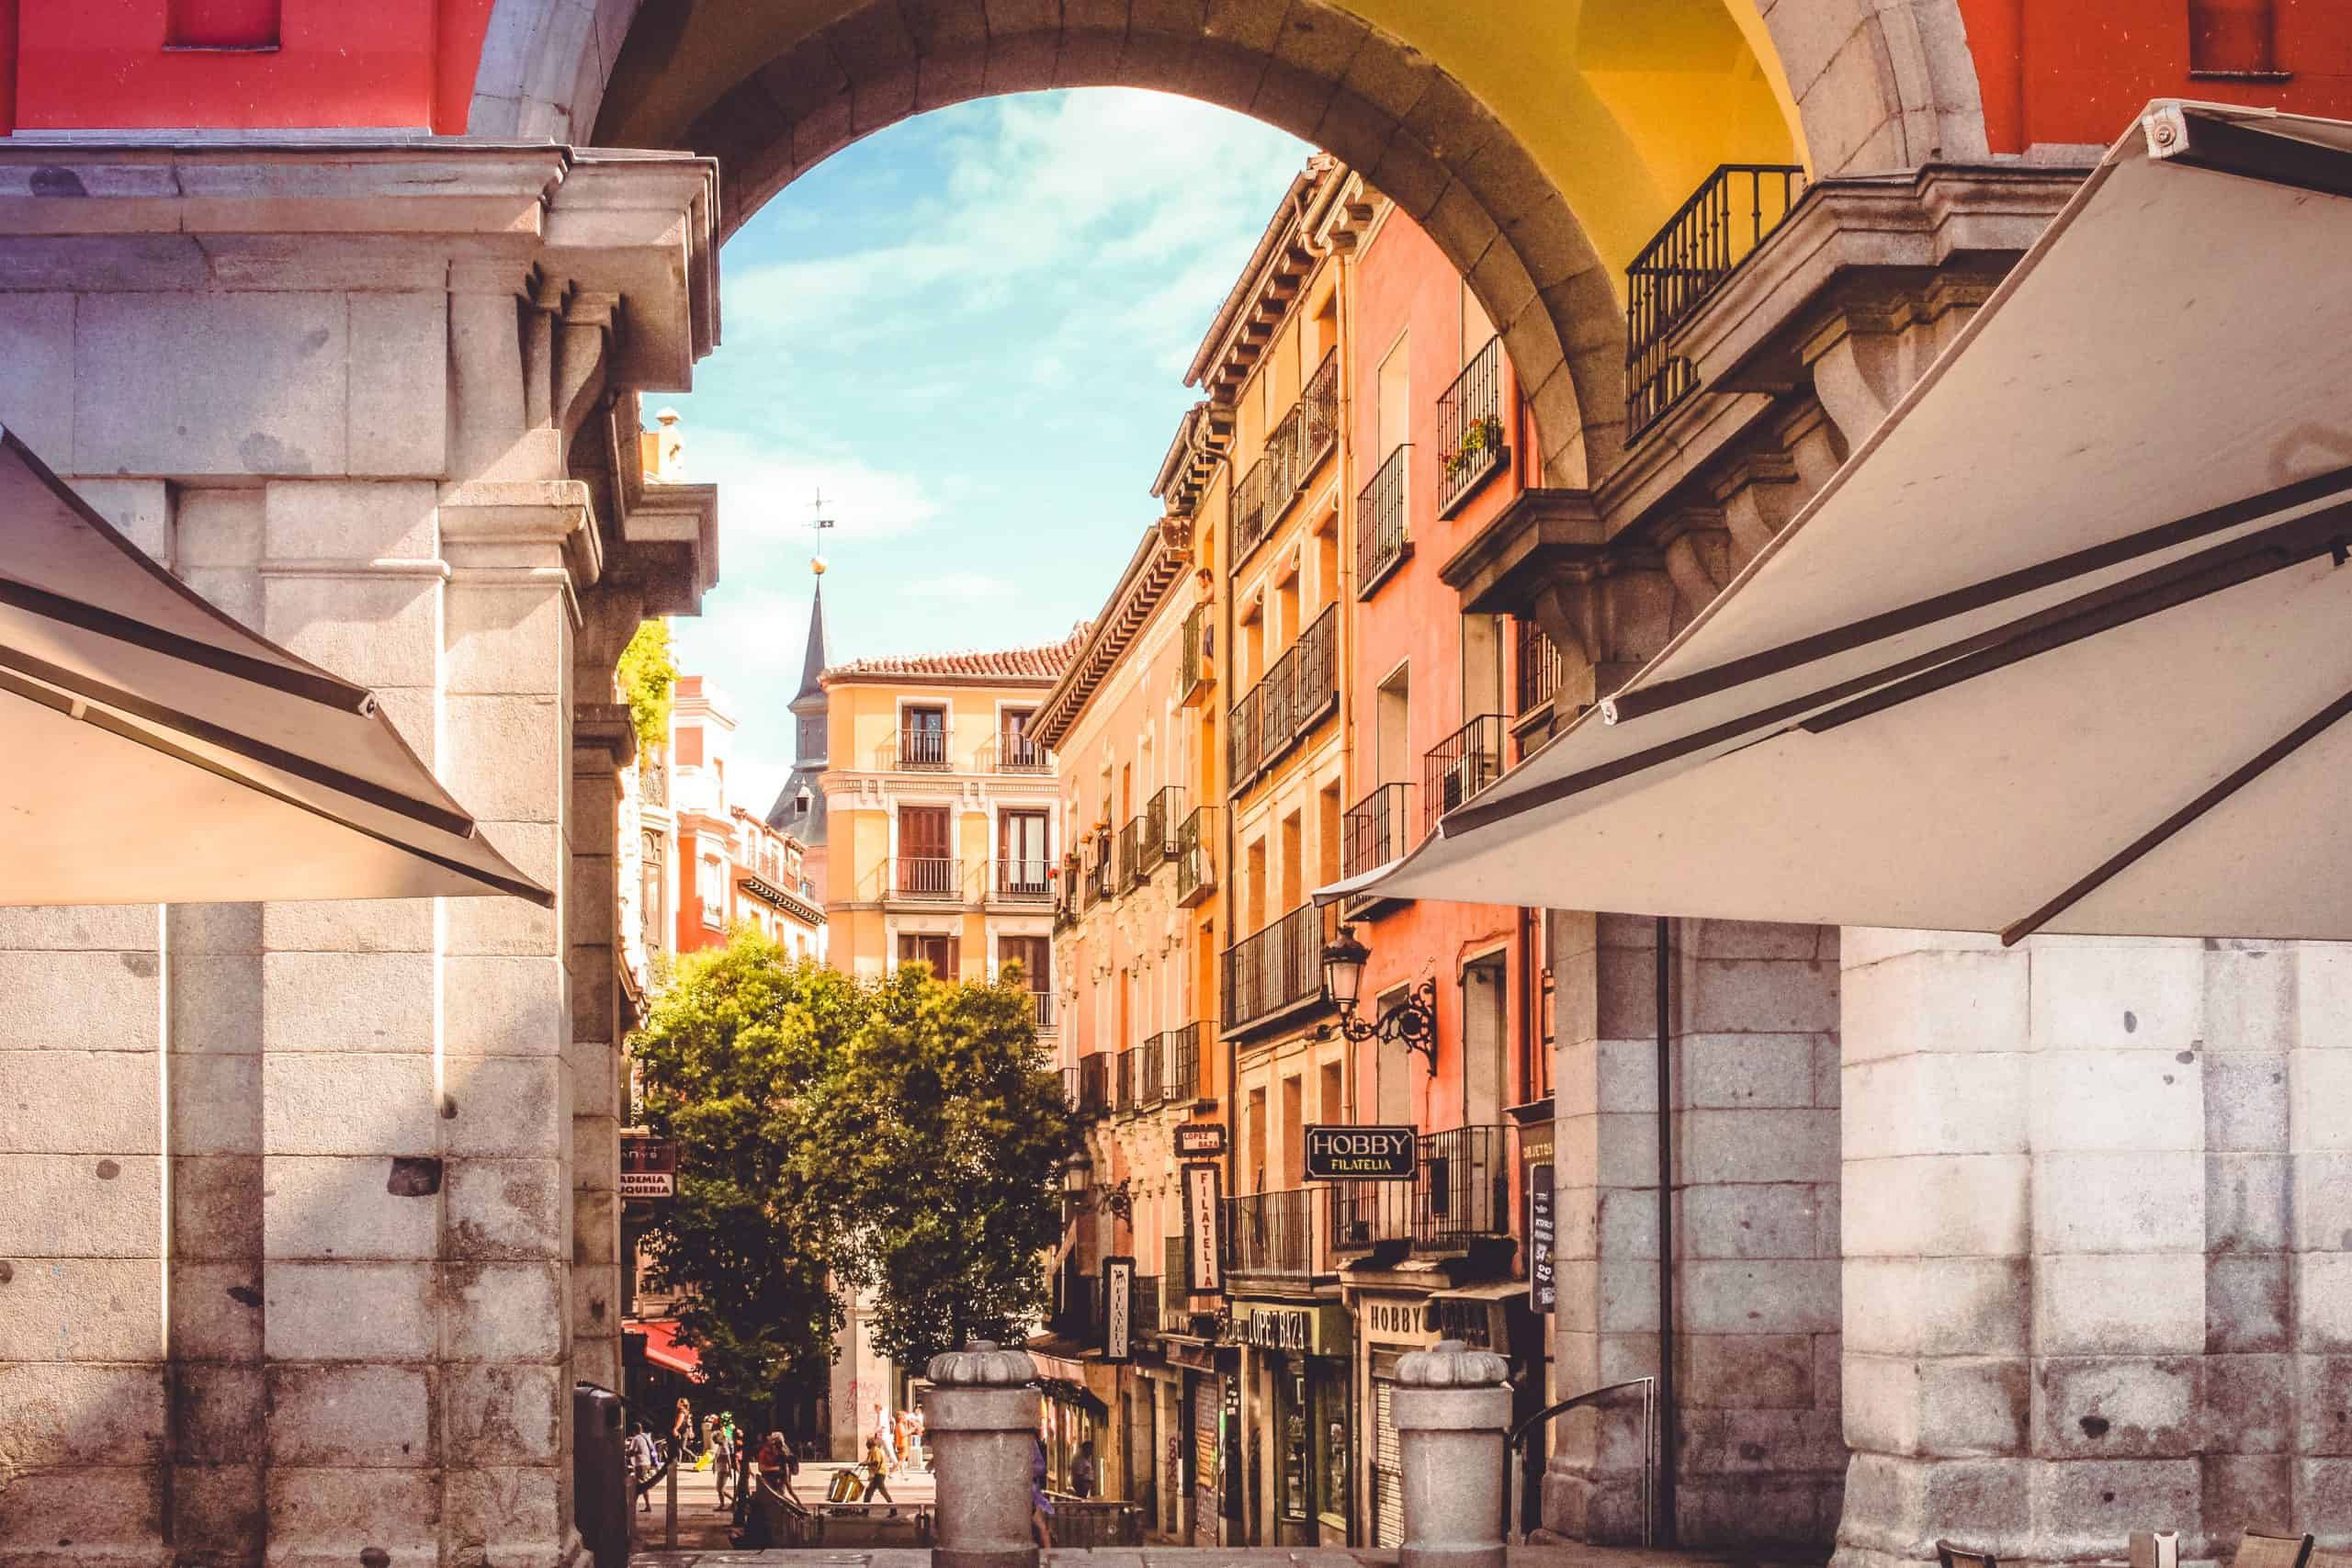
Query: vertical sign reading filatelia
[
  {"left": 1103, "top": 1255, "right": 1135, "bottom": 1362},
  {"left": 1183, "top": 1162, "right": 1224, "bottom": 1295},
  {"left": 1528, "top": 1162, "right": 1555, "bottom": 1314}
]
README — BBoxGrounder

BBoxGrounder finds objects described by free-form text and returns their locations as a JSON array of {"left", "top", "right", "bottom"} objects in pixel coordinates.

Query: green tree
[
  {"left": 796, "top": 958, "right": 1077, "bottom": 1368},
  {"left": 630, "top": 928, "right": 849, "bottom": 1412},
  {"left": 616, "top": 618, "right": 678, "bottom": 750}
]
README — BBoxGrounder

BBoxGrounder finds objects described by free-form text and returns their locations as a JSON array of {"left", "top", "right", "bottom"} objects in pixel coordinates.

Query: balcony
[
  {"left": 1115, "top": 818, "right": 1141, "bottom": 891},
  {"left": 1030, "top": 990, "right": 1057, "bottom": 1033},
  {"left": 1221, "top": 901, "right": 1333, "bottom": 1036},
  {"left": 1060, "top": 1066, "right": 1080, "bottom": 1113},
  {"left": 1223, "top": 1188, "right": 1322, "bottom": 1279},
  {"left": 1121, "top": 1037, "right": 1163, "bottom": 1115},
  {"left": 1231, "top": 349, "right": 1340, "bottom": 573},
  {"left": 1173, "top": 806, "right": 1216, "bottom": 908},
  {"left": 892, "top": 856, "right": 961, "bottom": 901},
  {"left": 1227, "top": 603, "right": 1339, "bottom": 795},
  {"left": 1161, "top": 1021, "right": 1207, "bottom": 1102},
  {"left": 1417, "top": 1123, "right": 1514, "bottom": 1252},
  {"left": 1515, "top": 617, "right": 1562, "bottom": 718},
  {"left": 981, "top": 732, "right": 1051, "bottom": 773},
  {"left": 1328, "top": 1178, "right": 1416, "bottom": 1252},
  {"left": 1140, "top": 786, "right": 1181, "bottom": 878},
  {"left": 1626, "top": 164, "right": 1806, "bottom": 441},
  {"left": 1180, "top": 601, "right": 1215, "bottom": 705},
  {"left": 1114, "top": 1049, "right": 1136, "bottom": 1115},
  {"left": 1438, "top": 335, "right": 1510, "bottom": 518},
  {"left": 1422, "top": 713, "right": 1505, "bottom": 834},
  {"left": 1356, "top": 444, "right": 1411, "bottom": 597},
  {"left": 990, "top": 857, "right": 1053, "bottom": 903},
  {"left": 1232, "top": 457, "right": 1272, "bottom": 565},
  {"left": 888, "top": 726, "right": 952, "bottom": 771},
  {"left": 1341, "top": 781, "right": 1413, "bottom": 882},
  {"left": 1078, "top": 1052, "right": 1112, "bottom": 1118},
  {"left": 1130, "top": 1273, "right": 1163, "bottom": 1337}
]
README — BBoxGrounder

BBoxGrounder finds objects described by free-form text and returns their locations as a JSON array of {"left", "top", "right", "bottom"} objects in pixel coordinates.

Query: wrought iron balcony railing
[
  {"left": 1328, "top": 1177, "right": 1416, "bottom": 1252},
  {"left": 1078, "top": 1052, "right": 1112, "bottom": 1118},
  {"left": 1232, "top": 457, "right": 1272, "bottom": 566},
  {"left": 980, "top": 732, "right": 1050, "bottom": 773},
  {"left": 1221, "top": 901, "right": 1333, "bottom": 1034},
  {"left": 1060, "top": 1065, "right": 1080, "bottom": 1113},
  {"left": 1114, "top": 1048, "right": 1136, "bottom": 1115},
  {"left": 1437, "top": 335, "right": 1509, "bottom": 517},
  {"left": 1296, "top": 347, "right": 1340, "bottom": 479},
  {"left": 1626, "top": 163, "right": 1806, "bottom": 440},
  {"left": 1141, "top": 786, "right": 1181, "bottom": 873},
  {"left": 1515, "top": 616, "right": 1562, "bottom": 716},
  {"left": 1116, "top": 818, "right": 1143, "bottom": 891},
  {"left": 1135, "top": 1034, "right": 1163, "bottom": 1111},
  {"left": 891, "top": 726, "right": 952, "bottom": 771},
  {"left": 1224, "top": 1188, "right": 1321, "bottom": 1278},
  {"left": 1227, "top": 603, "right": 1339, "bottom": 795},
  {"left": 1162, "top": 1021, "right": 1207, "bottom": 1102},
  {"left": 1356, "top": 443, "right": 1411, "bottom": 596},
  {"left": 1030, "top": 990, "right": 1057, "bottom": 1032},
  {"left": 1422, "top": 713, "right": 1505, "bottom": 834},
  {"left": 892, "top": 856, "right": 961, "bottom": 900},
  {"left": 1181, "top": 600, "right": 1215, "bottom": 704},
  {"left": 1417, "top": 1123, "right": 1514, "bottom": 1252},
  {"left": 991, "top": 858, "right": 1053, "bottom": 903},
  {"left": 1342, "top": 781, "right": 1413, "bottom": 880},
  {"left": 1174, "top": 805, "right": 1216, "bottom": 908}
]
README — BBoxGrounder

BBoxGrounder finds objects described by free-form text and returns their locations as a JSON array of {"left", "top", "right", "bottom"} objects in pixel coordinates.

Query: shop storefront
[
  {"left": 1234, "top": 1301, "right": 1352, "bottom": 1546},
  {"left": 1351, "top": 1288, "right": 1436, "bottom": 1548}
]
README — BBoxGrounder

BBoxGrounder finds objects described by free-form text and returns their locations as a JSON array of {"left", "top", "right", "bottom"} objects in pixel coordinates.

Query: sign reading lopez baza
[{"left": 1302, "top": 1124, "right": 1417, "bottom": 1181}]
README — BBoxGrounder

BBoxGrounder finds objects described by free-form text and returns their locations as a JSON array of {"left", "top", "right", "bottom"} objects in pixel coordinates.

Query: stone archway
[{"left": 464, "top": 0, "right": 1994, "bottom": 486}]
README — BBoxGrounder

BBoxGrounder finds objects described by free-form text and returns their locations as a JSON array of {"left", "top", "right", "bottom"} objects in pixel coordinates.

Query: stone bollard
[
  {"left": 923, "top": 1340, "right": 1042, "bottom": 1568},
  {"left": 1394, "top": 1338, "right": 1514, "bottom": 1568}
]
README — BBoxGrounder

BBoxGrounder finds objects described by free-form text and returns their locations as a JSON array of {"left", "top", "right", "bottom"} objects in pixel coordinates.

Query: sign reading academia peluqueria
[{"left": 1302, "top": 1124, "right": 1416, "bottom": 1181}]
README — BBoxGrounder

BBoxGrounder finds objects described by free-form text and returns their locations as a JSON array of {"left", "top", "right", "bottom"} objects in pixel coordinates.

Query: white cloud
[
  {"left": 904, "top": 572, "right": 1012, "bottom": 605},
  {"left": 675, "top": 425, "right": 939, "bottom": 544}
]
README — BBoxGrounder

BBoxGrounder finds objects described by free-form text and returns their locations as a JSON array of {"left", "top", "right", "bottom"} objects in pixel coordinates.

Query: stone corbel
[
  {"left": 556, "top": 289, "right": 622, "bottom": 447},
  {"left": 1801, "top": 303, "right": 1910, "bottom": 452},
  {"left": 1709, "top": 451, "right": 1802, "bottom": 568},
  {"left": 523, "top": 272, "right": 568, "bottom": 433},
  {"left": 1654, "top": 508, "right": 1731, "bottom": 617}
]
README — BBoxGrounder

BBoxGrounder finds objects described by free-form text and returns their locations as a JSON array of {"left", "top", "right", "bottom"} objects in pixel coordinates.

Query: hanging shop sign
[
  {"left": 618, "top": 1134, "right": 677, "bottom": 1199},
  {"left": 1102, "top": 1255, "right": 1135, "bottom": 1363},
  {"left": 1183, "top": 1163, "right": 1225, "bottom": 1295},
  {"left": 1175, "top": 1122, "right": 1228, "bottom": 1157},
  {"left": 1302, "top": 1124, "right": 1417, "bottom": 1181},
  {"left": 1528, "top": 1163, "right": 1555, "bottom": 1315}
]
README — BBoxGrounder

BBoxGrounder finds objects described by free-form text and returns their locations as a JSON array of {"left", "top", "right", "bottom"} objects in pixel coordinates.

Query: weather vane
[{"left": 810, "top": 487, "right": 835, "bottom": 576}]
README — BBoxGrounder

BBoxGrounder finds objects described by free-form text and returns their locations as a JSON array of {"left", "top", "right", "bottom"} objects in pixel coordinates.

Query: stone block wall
[
  {"left": 1834, "top": 931, "right": 2352, "bottom": 1568},
  {"left": 1547, "top": 912, "right": 1844, "bottom": 1547}
]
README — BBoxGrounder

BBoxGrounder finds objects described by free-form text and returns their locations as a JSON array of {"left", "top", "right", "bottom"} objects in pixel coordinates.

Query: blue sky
[{"left": 665, "top": 88, "right": 1310, "bottom": 815}]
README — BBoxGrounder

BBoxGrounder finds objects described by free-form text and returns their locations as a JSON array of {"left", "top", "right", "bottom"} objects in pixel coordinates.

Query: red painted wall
[
  {"left": 1959, "top": 0, "right": 2352, "bottom": 152},
  {"left": 1346, "top": 205, "right": 1541, "bottom": 1141},
  {"left": 0, "top": 0, "right": 492, "bottom": 135}
]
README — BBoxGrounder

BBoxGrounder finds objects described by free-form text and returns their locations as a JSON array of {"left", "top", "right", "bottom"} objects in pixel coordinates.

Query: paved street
[{"left": 629, "top": 1460, "right": 939, "bottom": 1553}]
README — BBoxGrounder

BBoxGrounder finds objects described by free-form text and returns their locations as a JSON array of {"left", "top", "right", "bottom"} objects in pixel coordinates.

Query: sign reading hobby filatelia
[{"left": 1303, "top": 1124, "right": 1417, "bottom": 1181}]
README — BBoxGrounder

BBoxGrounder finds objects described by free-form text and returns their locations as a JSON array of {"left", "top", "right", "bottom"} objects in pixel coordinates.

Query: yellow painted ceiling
[{"left": 597, "top": 0, "right": 1804, "bottom": 286}]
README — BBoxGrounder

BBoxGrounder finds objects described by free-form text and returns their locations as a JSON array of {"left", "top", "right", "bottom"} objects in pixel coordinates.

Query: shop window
[{"left": 168, "top": 0, "right": 279, "bottom": 49}]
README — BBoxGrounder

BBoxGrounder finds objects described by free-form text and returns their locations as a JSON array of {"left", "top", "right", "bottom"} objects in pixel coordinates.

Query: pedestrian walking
[
  {"left": 628, "top": 1426, "right": 661, "bottom": 1515},
  {"left": 861, "top": 1430, "right": 895, "bottom": 1503},
  {"left": 711, "top": 1419, "right": 734, "bottom": 1508},
  {"left": 671, "top": 1397, "right": 695, "bottom": 1463},
  {"left": 1072, "top": 1438, "right": 1097, "bottom": 1500}
]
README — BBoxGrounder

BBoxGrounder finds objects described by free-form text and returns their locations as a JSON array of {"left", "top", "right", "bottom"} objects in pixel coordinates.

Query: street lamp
[{"left": 1321, "top": 922, "right": 1439, "bottom": 1075}]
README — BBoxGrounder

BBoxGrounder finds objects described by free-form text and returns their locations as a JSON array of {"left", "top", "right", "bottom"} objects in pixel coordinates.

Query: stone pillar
[
  {"left": 1833, "top": 931, "right": 2352, "bottom": 1568},
  {"left": 1394, "top": 1339, "right": 1513, "bottom": 1568},
  {"left": 0, "top": 141, "right": 718, "bottom": 1568},
  {"left": 924, "top": 1341, "right": 1043, "bottom": 1568}
]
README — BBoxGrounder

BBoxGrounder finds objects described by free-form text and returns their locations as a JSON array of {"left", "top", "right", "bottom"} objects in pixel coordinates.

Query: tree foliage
[
  {"left": 616, "top": 619, "right": 678, "bottom": 750},
  {"left": 631, "top": 936, "right": 1074, "bottom": 1404}
]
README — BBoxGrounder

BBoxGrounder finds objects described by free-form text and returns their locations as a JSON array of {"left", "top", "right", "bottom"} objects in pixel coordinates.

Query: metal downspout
[{"left": 1654, "top": 915, "right": 1678, "bottom": 1546}]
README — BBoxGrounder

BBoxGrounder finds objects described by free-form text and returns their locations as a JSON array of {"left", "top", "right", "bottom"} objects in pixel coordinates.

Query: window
[
  {"left": 899, "top": 931, "right": 956, "bottom": 975},
  {"left": 1000, "top": 809, "right": 1050, "bottom": 895},
  {"left": 1377, "top": 333, "right": 1411, "bottom": 461},
  {"left": 1462, "top": 955, "right": 1508, "bottom": 1123},
  {"left": 699, "top": 854, "right": 725, "bottom": 926},
  {"left": 1001, "top": 935, "right": 1052, "bottom": 994},
  {"left": 639, "top": 829, "right": 666, "bottom": 954},
  {"left": 168, "top": 0, "right": 279, "bottom": 49},
  {"left": 902, "top": 705, "right": 946, "bottom": 767},
  {"left": 1463, "top": 614, "right": 1504, "bottom": 719},
  {"left": 1001, "top": 707, "right": 1041, "bottom": 769},
  {"left": 898, "top": 806, "right": 954, "bottom": 897},
  {"left": 1376, "top": 665, "right": 1410, "bottom": 786},
  {"left": 2188, "top": 0, "right": 2280, "bottom": 75}
]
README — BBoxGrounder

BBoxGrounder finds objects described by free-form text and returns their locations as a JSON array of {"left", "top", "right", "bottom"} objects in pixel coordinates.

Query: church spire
[{"left": 793, "top": 570, "right": 829, "bottom": 708}]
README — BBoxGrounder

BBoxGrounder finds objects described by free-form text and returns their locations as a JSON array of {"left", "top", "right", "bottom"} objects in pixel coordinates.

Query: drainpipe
[{"left": 1653, "top": 915, "right": 1677, "bottom": 1546}]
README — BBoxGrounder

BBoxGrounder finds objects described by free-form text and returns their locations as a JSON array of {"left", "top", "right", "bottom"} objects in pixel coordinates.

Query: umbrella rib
[
  {"left": 2000, "top": 685, "right": 2352, "bottom": 946},
  {"left": 1602, "top": 461, "right": 2352, "bottom": 727},
  {"left": 0, "top": 642, "right": 476, "bottom": 839},
  {"left": 0, "top": 666, "right": 554, "bottom": 908},
  {"left": 0, "top": 573, "right": 375, "bottom": 712},
  {"left": 1440, "top": 501, "right": 2352, "bottom": 840}
]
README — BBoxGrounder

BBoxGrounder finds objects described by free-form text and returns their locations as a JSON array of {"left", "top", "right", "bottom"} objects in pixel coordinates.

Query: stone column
[
  {"left": 923, "top": 1341, "right": 1043, "bottom": 1568},
  {"left": 1833, "top": 931, "right": 2352, "bottom": 1567},
  {"left": 1394, "top": 1339, "right": 1513, "bottom": 1568}
]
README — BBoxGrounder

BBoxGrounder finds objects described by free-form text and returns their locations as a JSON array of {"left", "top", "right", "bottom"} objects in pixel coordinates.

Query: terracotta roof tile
[{"left": 824, "top": 625, "right": 1091, "bottom": 683}]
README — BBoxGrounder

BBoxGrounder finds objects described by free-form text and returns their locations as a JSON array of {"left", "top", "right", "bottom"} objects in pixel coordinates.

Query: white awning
[
  {"left": 1, "top": 427, "right": 550, "bottom": 906},
  {"left": 1340, "top": 103, "right": 2352, "bottom": 942}
]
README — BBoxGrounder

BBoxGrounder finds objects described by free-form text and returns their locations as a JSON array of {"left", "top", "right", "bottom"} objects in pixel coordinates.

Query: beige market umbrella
[
  {"left": 0, "top": 425, "right": 550, "bottom": 906},
  {"left": 1332, "top": 103, "right": 2352, "bottom": 943}
]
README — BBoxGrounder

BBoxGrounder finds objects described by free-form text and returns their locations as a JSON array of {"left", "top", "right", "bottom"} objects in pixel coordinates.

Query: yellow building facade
[{"left": 819, "top": 634, "right": 1084, "bottom": 1002}]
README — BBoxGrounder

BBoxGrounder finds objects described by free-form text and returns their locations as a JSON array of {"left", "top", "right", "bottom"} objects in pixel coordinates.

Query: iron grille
[
  {"left": 1626, "top": 164, "right": 1806, "bottom": 439},
  {"left": 893, "top": 856, "right": 960, "bottom": 900},
  {"left": 1437, "top": 334, "right": 1508, "bottom": 516},
  {"left": 1221, "top": 901, "right": 1332, "bottom": 1032},
  {"left": 1356, "top": 444, "right": 1411, "bottom": 595},
  {"left": 1341, "top": 781, "right": 1412, "bottom": 879},
  {"left": 1421, "top": 714, "right": 1505, "bottom": 834}
]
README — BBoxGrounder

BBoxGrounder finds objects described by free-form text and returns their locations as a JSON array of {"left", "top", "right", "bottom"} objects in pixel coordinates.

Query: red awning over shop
[{"left": 631, "top": 1318, "right": 703, "bottom": 1381}]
